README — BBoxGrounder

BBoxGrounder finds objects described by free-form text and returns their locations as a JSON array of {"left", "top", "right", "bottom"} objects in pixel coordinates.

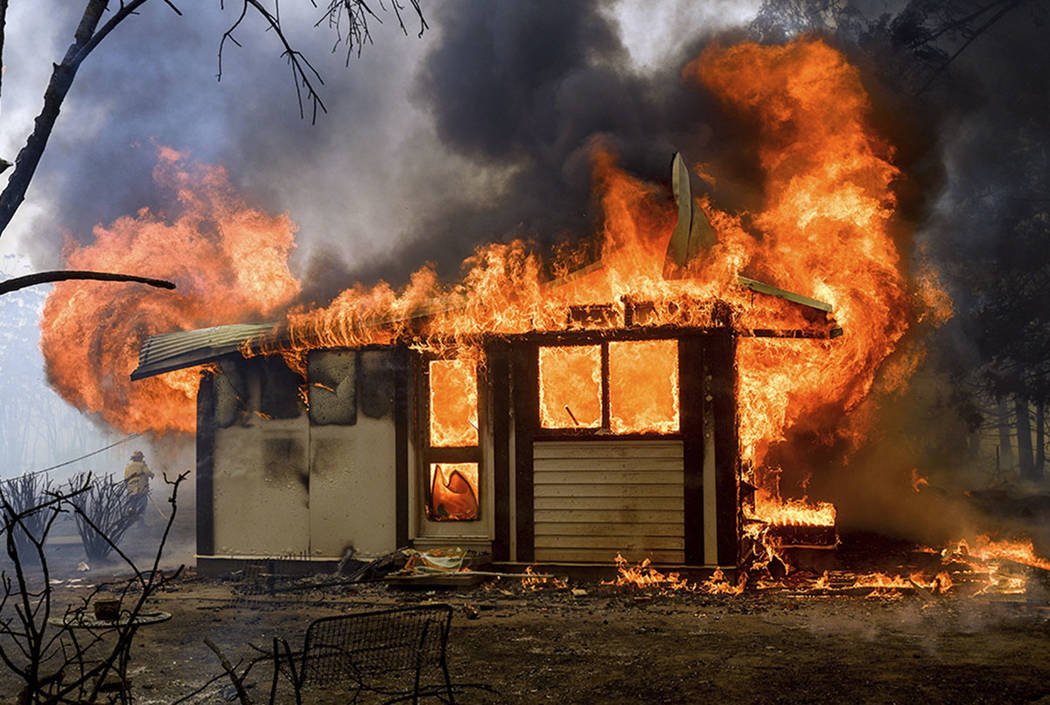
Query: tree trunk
[
  {"left": 0, "top": 0, "right": 9, "bottom": 109},
  {"left": 1037, "top": 397, "right": 1046, "bottom": 480},
  {"left": 0, "top": 0, "right": 108, "bottom": 237},
  {"left": 997, "top": 395, "right": 1014, "bottom": 472},
  {"left": 1016, "top": 394, "right": 1035, "bottom": 480}
]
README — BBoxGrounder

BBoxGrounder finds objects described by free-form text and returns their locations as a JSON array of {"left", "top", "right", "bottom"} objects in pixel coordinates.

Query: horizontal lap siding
[{"left": 533, "top": 440, "right": 685, "bottom": 563}]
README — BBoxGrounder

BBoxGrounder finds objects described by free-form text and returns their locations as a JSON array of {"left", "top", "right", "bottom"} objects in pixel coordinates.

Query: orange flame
[
  {"left": 429, "top": 357, "right": 480, "bottom": 447},
  {"left": 603, "top": 554, "right": 745, "bottom": 595},
  {"left": 949, "top": 535, "right": 1050, "bottom": 572},
  {"left": 521, "top": 565, "right": 568, "bottom": 591},
  {"left": 40, "top": 148, "right": 300, "bottom": 433},
  {"left": 690, "top": 41, "right": 911, "bottom": 477},
  {"left": 428, "top": 463, "right": 479, "bottom": 521},
  {"left": 910, "top": 469, "right": 928, "bottom": 493}
]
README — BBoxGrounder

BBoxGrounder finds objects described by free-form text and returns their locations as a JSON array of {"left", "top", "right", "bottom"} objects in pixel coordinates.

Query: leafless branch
[
  {"left": 205, "top": 637, "right": 255, "bottom": 705},
  {"left": 0, "top": 270, "right": 176, "bottom": 296},
  {"left": 318, "top": 0, "right": 427, "bottom": 65},
  {"left": 221, "top": 0, "right": 328, "bottom": 122},
  {"left": 916, "top": 0, "right": 1023, "bottom": 95}
]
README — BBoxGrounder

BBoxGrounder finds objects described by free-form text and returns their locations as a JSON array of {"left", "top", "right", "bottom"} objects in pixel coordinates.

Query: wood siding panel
[
  {"left": 533, "top": 509, "right": 685, "bottom": 523},
  {"left": 534, "top": 497, "right": 684, "bottom": 511},
  {"left": 534, "top": 522, "right": 683, "bottom": 537},
  {"left": 534, "top": 457, "right": 684, "bottom": 472},
  {"left": 534, "top": 484, "right": 684, "bottom": 499},
  {"left": 532, "top": 471, "right": 683, "bottom": 485},
  {"left": 535, "top": 547, "right": 684, "bottom": 564},
  {"left": 532, "top": 440, "right": 685, "bottom": 563},
  {"left": 533, "top": 442, "right": 684, "bottom": 459},
  {"left": 535, "top": 535, "right": 684, "bottom": 550}
]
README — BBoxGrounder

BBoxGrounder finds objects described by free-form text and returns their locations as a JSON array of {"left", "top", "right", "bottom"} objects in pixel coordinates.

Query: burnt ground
[
  {"left": 6, "top": 563, "right": 1050, "bottom": 705},
  {"left": 4, "top": 506, "right": 1050, "bottom": 705}
]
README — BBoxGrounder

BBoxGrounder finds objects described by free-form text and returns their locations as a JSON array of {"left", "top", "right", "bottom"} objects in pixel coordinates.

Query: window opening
[
  {"left": 538, "top": 339, "right": 679, "bottom": 434},
  {"left": 424, "top": 355, "right": 481, "bottom": 521},
  {"left": 538, "top": 345, "right": 602, "bottom": 429},
  {"left": 609, "top": 339, "right": 679, "bottom": 433},
  {"left": 428, "top": 358, "right": 479, "bottom": 447},
  {"left": 428, "top": 463, "right": 479, "bottom": 520}
]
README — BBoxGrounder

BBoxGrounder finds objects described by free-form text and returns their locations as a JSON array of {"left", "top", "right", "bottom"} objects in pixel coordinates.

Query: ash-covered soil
[{"left": 9, "top": 565, "right": 1050, "bottom": 705}]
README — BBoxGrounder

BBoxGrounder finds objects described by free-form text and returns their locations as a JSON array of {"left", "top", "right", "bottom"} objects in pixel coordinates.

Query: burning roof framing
[{"left": 131, "top": 274, "right": 839, "bottom": 382}]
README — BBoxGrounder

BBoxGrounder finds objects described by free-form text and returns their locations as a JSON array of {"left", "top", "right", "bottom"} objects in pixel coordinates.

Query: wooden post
[
  {"left": 196, "top": 371, "right": 216, "bottom": 557},
  {"left": 511, "top": 344, "right": 538, "bottom": 562}
]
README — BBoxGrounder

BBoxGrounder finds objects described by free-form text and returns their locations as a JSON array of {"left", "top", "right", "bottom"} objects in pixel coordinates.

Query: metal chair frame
[{"left": 286, "top": 604, "right": 456, "bottom": 704}]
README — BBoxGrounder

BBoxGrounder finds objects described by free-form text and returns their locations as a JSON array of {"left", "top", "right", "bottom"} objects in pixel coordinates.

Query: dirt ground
[
  {"left": 4, "top": 508, "right": 1050, "bottom": 705},
  {"left": 8, "top": 559, "right": 1050, "bottom": 705}
]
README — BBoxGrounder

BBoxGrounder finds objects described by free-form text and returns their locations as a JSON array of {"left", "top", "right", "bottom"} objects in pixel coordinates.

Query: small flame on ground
[
  {"left": 521, "top": 566, "right": 567, "bottom": 591},
  {"left": 602, "top": 554, "right": 746, "bottom": 595},
  {"left": 947, "top": 535, "right": 1050, "bottom": 573}
]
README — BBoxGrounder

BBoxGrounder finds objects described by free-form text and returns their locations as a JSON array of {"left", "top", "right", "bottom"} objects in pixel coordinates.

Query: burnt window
[
  {"left": 538, "top": 345, "right": 602, "bottom": 429},
  {"left": 423, "top": 356, "right": 480, "bottom": 521},
  {"left": 538, "top": 339, "right": 679, "bottom": 434},
  {"left": 428, "top": 358, "right": 479, "bottom": 447}
]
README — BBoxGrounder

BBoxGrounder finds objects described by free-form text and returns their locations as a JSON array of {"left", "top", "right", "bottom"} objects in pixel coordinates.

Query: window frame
[
  {"left": 535, "top": 333, "right": 682, "bottom": 440},
  {"left": 419, "top": 353, "right": 483, "bottom": 522}
]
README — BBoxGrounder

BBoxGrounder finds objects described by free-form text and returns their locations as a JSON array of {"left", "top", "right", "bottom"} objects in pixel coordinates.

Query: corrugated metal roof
[{"left": 130, "top": 323, "right": 276, "bottom": 380}]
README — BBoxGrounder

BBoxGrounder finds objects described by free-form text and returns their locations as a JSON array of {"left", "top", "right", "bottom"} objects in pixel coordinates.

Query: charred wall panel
[
  {"left": 214, "top": 357, "right": 248, "bottom": 428},
  {"left": 211, "top": 356, "right": 311, "bottom": 557},
  {"left": 307, "top": 350, "right": 357, "bottom": 426},
  {"left": 359, "top": 351, "right": 395, "bottom": 419},
  {"left": 259, "top": 357, "right": 303, "bottom": 419},
  {"left": 307, "top": 348, "right": 400, "bottom": 558}
]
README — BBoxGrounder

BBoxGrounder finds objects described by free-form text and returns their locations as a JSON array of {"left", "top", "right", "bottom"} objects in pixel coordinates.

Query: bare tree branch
[
  {"left": 916, "top": 0, "right": 1023, "bottom": 95},
  {"left": 0, "top": 270, "right": 176, "bottom": 296},
  {"left": 0, "top": 0, "right": 427, "bottom": 242},
  {"left": 221, "top": 0, "right": 328, "bottom": 122},
  {"left": 205, "top": 637, "right": 255, "bottom": 705}
]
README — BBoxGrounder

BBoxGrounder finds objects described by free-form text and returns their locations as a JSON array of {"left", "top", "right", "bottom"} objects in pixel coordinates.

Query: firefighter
[{"left": 124, "top": 450, "right": 154, "bottom": 516}]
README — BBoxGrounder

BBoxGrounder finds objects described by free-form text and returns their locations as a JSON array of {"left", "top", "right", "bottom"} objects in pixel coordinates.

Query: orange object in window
[
  {"left": 428, "top": 358, "right": 479, "bottom": 447},
  {"left": 538, "top": 345, "right": 602, "bottom": 429},
  {"left": 609, "top": 339, "right": 679, "bottom": 434},
  {"left": 428, "top": 463, "right": 479, "bottom": 520}
]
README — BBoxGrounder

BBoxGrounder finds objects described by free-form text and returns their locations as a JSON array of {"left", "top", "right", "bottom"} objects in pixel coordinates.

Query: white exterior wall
[
  {"left": 207, "top": 350, "right": 400, "bottom": 561},
  {"left": 308, "top": 417, "right": 397, "bottom": 558}
]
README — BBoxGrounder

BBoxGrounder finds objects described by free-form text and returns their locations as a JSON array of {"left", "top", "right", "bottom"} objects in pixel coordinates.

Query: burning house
[
  {"left": 131, "top": 151, "right": 842, "bottom": 575},
  {"left": 29, "top": 38, "right": 918, "bottom": 578}
]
